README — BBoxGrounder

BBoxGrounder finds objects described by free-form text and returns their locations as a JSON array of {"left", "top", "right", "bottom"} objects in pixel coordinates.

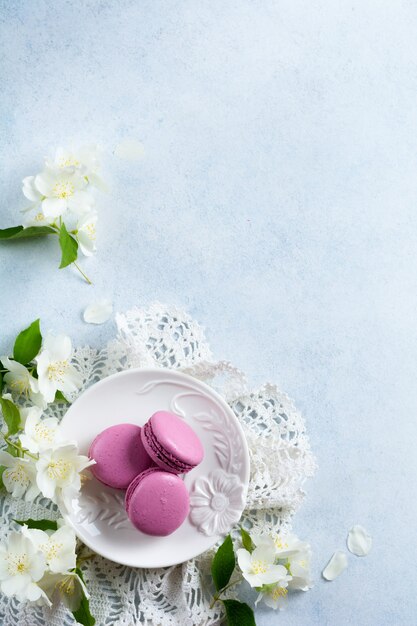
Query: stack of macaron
[{"left": 88, "top": 411, "right": 204, "bottom": 536}]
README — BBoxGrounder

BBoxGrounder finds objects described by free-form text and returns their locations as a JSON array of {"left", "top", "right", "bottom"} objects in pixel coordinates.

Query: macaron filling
[{"left": 142, "top": 421, "right": 194, "bottom": 473}]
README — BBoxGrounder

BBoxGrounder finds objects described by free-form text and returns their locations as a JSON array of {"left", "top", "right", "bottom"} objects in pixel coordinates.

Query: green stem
[
  {"left": 209, "top": 576, "right": 244, "bottom": 609},
  {"left": 72, "top": 261, "right": 92, "bottom": 285},
  {"left": 3, "top": 436, "right": 38, "bottom": 460},
  {"left": 76, "top": 552, "right": 96, "bottom": 565}
]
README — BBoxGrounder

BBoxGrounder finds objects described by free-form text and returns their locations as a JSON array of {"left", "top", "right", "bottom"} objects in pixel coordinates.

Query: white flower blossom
[
  {"left": 287, "top": 546, "right": 313, "bottom": 591},
  {"left": 237, "top": 545, "right": 290, "bottom": 588},
  {"left": 76, "top": 210, "right": 97, "bottom": 256},
  {"left": 20, "top": 146, "right": 105, "bottom": 272},
  {"left": 1, "top": 357, "right": 45, "bottom": 408},
  {"left": 19, "top": 405, "right": 42, "bottom": 427},
  {"left": 252, "top": 532, "right": 313, "bottom": 592},
  {"left": 0, "top": 451, "right": 40, "bottom": 501},
  {"left": 36, "top": 443, "right": 95, "bottom": 509},
  {"left": 257, "top": 580, "right": 290, "bottom": 610},
  {"left": 22, "top": 176, "right": 43, "bottom": 204},
  {"left": 36, "top": 334, "right": 82, "bottom": 404},
  {"left": 252, "top": 532, "right": 309, "bottom": 559},
  {"left": 22, "top": 523, "right": 76, "bottom": 574},
  {"left": 48, "top": 145, "right": 107, "bottom": 192},
  {"left": 34, "top": 167, "right": 93, "bottom": 219},
  {"left": 0, "top": 531, "right": 49, "bottom": 604},
  {"left": 21, "top": 206, "right": 55, "bottom": 228},
  {"left": 39, "top": 570, "right": 89, "bottom": 611},
  {"left": 19, "top": 411, "right": 61, "bottom": 454}
]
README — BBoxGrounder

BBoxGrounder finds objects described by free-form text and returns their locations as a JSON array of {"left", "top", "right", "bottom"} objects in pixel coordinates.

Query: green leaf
[
  {"left": 72, "top": 568, "right": 96, "bottom": 626},
  {"left": 13, "top": 318, "right": 42, "bottom": 364},
  {"left": 6, "top": 442, "right": 18, "bottom": 457},
  {"left": 14, "top": 518, "right": 58, "bottom": 531},
  {"left": 0, "top": 225, "right": 55, "bottom": 239},
  {"left": 0, "top": 372, "right": 3, "bottom": 393},
  {"left": 222, "top": 600, "right": 256, "bottom": 626},
  {"left": 0, "top": 397, "right": 21, "bottom": 435},
  {"left": 240, "top": 528, "right": 254, "bottom": 553},
  {"left": 0, "top": 466, "right": 6, "bottom": 489},
  {"left": 59, "top": 222, "right": 78, "bottom": 268},
  {"left": 0, "top": 226, "right": 23, "bottom": 239},
  {"left": 211, "top": 535, "right": 236, "bottom": 592},
  {"left": 54, "top": 389, "right": 69, "bottom": 403}
]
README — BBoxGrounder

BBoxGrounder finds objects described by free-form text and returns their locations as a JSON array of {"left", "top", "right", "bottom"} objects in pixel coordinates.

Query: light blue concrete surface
[{"left": 1, "top": 1, "right": 416, "bottom": 624}]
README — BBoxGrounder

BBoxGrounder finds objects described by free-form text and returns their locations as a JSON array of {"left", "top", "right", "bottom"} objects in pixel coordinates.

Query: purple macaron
[
  {"left": 89, "top": 423, "right": 154, "bottom": 490},
  {"left": 141, "top": 411, "right": 204, "bottom": 474},
  {"left": 125, "top": 468, "right": 190, "bottom": 536}
]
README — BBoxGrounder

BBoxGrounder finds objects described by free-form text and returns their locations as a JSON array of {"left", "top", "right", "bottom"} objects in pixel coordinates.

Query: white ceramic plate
[{"left": 60, "top": 368, "right": 250, "bottom": 568}]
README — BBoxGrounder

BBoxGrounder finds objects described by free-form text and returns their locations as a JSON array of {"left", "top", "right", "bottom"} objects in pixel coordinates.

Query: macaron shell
[
  {"left": 125, "top": 470, "right": 190, "bottom": 536},
  {"left": 89, "top": 423, "right": 153, "bottom": 490},
  {"left": 141, "top": 421, "right": 193, "bottom": 473},
  {"left": 125, "top": 466, "right": 160, "bottom": 511},
  {"left": 145, "top": 411, "right": 204, "bottom": 471}
]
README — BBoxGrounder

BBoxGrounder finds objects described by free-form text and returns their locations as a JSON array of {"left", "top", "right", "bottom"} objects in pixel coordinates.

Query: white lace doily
[{"left": 0, "top": 304, "right": 316, "bottom": 626}]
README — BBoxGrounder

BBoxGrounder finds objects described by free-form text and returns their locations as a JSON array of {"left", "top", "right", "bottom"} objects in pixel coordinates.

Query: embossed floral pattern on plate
[{"left": 189, "top": 469, "right": 245, "bottom": 535}]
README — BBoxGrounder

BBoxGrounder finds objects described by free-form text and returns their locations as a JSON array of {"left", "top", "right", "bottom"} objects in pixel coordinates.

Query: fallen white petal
[
  {"left": 114, "top": 138, "right": 145, "bottom": 160},
  {"left": 83, "top": 300, "right": 113, "bottom": 325},
  {"left": 322, "top": 551, "right": 348, "bottom": 581},
  {"left": 347, "top": 525, "right": 372, "bottom": 556}
]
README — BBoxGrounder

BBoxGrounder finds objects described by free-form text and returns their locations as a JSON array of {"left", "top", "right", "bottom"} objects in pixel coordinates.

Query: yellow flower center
[
  {"left": 47, "top": 459, "right": 71, "bottom": 481},
  {"left": 251, "top": 559, "right": 268, "bottom": 575},
  {"left": 34, "top": 422, "right": 55, "bottom": 443},
  {"left": 41, "top": 540, "right": 63, "bottom": 562},
  {"left": 34, "top": 212, "right": 46, "bottom": 222},
  {"left": 85, "top": 223, "right": 96, "bottom": 240},
  {"left": 47, "top": 360, "right": 69, "bottom": 382},
  {"left": 57, "top": 574, "right": 76, "bottom": 595},
  {"left": 7, "top": 464, "right": 29, "bottom": 486},
  {"left": 7, "top": 554, "right": 29, "bottom": 576},
  {"left": 52, "top": 180, "right": 75, "bottom": 199},
  {"left": 275, "top": 537, "right": 289, "bottom": 550},
  {"left": 58, "top": 156, "right": 80, "bottom": 168},
  {"left": 9, "top": 377, "right": 29, "bottom": 394},
  {"left": 271, "top": 586, "right": 288, "bottom": 600}
]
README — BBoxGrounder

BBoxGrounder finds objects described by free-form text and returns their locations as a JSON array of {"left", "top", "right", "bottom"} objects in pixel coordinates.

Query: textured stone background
[{"left": 1, "top": 1, "right": 416, "bottom": 624}]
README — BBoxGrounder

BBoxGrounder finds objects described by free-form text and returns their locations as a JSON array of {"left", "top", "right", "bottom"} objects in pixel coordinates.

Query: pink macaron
[
  {"left": 125, "top": 468, "right": 190, "bottom": 536},
  {"left": 141, "top": 411, "right": 204, "bottom": 474},
  {"left": 89, "top": 423, "right": 154, "bottom": 490}
]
